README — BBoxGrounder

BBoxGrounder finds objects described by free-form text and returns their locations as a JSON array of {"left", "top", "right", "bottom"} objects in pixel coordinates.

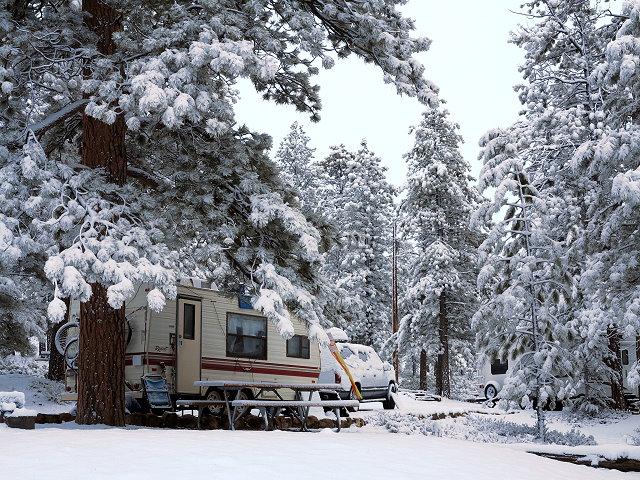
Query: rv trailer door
[{"left": 177, "top": 298, "right": 202, "bottom": 394}]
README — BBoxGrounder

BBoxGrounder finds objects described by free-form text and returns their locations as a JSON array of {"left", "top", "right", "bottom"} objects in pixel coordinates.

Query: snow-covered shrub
[
  {"left": 0, "top": 391, "right": 25, "bottom": 408},
  {"left": 29, "top": 378, "right": 68, "bottom": 404},
  {"left": 368, "top": 412, "right": 446, "bottom": 437},
  {"left": 449, "top": 349, "right": 481, "bottom": 400},
  {"left": 368, "top": 412, "right": 596, "bottom": 446},
  {"left": 0, "top": 354, "right": 48, "bottom": 376},
  {"left": 467, "top": 417, "right": 595, "bottom": 446},
  {"left": 628, "top": 426, "right": 640, "bottom": 446}
]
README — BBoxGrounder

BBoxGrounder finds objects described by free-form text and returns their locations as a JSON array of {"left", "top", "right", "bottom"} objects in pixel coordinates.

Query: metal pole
[{"left": 392, "top": 222, "right": 399, "bottom": 384}]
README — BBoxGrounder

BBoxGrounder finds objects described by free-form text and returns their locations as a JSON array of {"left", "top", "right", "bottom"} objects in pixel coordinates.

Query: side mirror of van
[{"left": 383, "top": 362, "right": 392, "bottom": 372}]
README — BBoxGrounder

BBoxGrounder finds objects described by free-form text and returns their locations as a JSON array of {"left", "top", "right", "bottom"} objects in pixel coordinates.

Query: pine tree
[
  {"left": 473, "top": 126, "right": 576, "bottom": 440},
  {"left": 274, "top": 122, "right": 319, "bottom": 213},
  {"left": 398, "top": 109, "right": 480, "bottom": 398},
  {"left": 0, "top": 0, "right": 437, "bottom": 424},
  {"left": 475, "top": 0, "right": 630, "bottom": 418},
  {"left": 572, "top": 0, "right": 640, "bottom": 408},
  {"left": 317, "top": 142, "right": 395, "bottom": 349}
]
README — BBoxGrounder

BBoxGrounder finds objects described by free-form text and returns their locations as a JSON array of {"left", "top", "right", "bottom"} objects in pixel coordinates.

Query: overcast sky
[{"left": 234, "top": 0, "right": 525, "bottom": 187}]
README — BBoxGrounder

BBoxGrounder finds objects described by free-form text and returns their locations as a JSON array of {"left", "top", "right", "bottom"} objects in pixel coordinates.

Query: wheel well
[
  {"left": 242, "top": 388, "right": 254, "bottom": 399},
  {"left": 205, "top": 387, "right": 222, "bottom": 398}
]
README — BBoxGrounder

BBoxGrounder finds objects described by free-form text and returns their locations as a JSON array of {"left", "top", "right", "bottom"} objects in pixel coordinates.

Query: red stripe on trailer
[
  {"left": 125, "top": 354, "right": 320, "bottom": 377},
  {"left": 201, "top": 356, "right": 320, "bottom": 373},
  {"left": 124, "top": 357, "right": 174, "bottom": 367},
  {"left": 201, "top": 361, "right": 320, "bottom": 378},
  {"left": 126, "top": 352, "right": 173, "bottom": 359},
  {"left": 201, "top": 356, "right": 320, "bottom": 371},
  {"left": 126, "top": 353, "right": 319, "bottom": 373}
]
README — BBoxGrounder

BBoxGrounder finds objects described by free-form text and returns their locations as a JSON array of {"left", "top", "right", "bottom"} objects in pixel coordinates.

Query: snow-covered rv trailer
[
  {"left": 65, "top": 280, "right": 321, "bottom": 405},
  {"left": 478, "top": 337, "right": 639, "bottom": 402}
]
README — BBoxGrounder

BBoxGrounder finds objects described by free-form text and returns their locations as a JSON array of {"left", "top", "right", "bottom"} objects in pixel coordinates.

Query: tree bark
[
  {"left": 419, "top": 349, "right": 428, "bottom": 391},
  {"left": 46, "top": 320, "right": 66, "bottom": 381},
  {"left": 607, "top": 326, "right": 626, "bottom": 410},
  {"left": 435, "top": 291, "right": 450, "bottom": 397},
  {"left": 76, "top": 0, "right": 127, "bottom": 426},
  {"left": 77, "top": 283, "right": 126, "bottom": 426},
  {"left": 47, "top": 297, "right": 70, "bottom": 381},
  {"left": 636, "top": 335, "right": 640, "bottom": 398}
]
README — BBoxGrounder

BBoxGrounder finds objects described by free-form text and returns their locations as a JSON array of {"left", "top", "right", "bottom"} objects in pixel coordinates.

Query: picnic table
[{"left": 181, "top": 380, "right": 352, "bottom": 431}]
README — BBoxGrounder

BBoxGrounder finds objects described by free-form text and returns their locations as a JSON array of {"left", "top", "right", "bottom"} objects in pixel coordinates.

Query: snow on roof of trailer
[
  {"left": 178, "top": 277, "right": 217, "bottom": 289},
  {"left": 326, "top": 327, "right": 349, "bottom": 342}
]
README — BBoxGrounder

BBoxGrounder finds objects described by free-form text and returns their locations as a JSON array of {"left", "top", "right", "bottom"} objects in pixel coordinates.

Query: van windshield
[{"left": 340, "top": 346, "right": 355, "bottom": 359}]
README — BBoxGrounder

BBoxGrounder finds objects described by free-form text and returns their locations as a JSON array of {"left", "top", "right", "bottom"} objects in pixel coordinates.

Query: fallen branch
[{"left": 529, "top": 452, "right": 640, "bottom": 473}]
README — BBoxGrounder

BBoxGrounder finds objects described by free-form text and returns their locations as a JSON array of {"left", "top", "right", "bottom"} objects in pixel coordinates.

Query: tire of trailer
[
  {"left": 233, "top": 389, "right": 253, "bottom": 420},
  {"left": 203, "top": 388, "right": 225, "bottom": 416}
]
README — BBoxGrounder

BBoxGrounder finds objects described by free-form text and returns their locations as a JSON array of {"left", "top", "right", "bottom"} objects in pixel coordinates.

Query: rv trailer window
[
  {"left": 490, "top": 359, "right": 508, "bottom": 375},
  {"left": 286, "top": 335, "right": 310, "bottom": 359},
  {"left": 622, "top": 349, "right": 629, "bottom": 366},
  {"left": 226, "top": 313, "right": 267, "bottom": 360},
  {"left": 183, "top": 304, "right": 196, "bottom": 340}
]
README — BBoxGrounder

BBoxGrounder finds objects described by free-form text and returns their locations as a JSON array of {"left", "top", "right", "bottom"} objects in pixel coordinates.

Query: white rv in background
[
  {"left": 66, "top": 280, "right": 321, "bottom": 406},
  {"left": 479, "top": 338, "right": 638, "bottom": 402}
]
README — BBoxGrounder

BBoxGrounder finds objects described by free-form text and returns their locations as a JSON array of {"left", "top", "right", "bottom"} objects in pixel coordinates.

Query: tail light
[
  {"left": 479, "top": 384, "right": 485, "bottom": 389},
  {"left": 334, "top": 373, "right": 341, "bottom": 383}
]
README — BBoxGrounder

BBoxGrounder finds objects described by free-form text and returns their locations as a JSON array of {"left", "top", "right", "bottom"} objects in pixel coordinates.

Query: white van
[{"left": 319, "top": 329, "right": 397, "bottom": 409}]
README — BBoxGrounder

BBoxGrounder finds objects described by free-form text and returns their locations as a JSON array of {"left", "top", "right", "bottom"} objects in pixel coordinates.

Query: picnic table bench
[
  {"left": 177, "top": 380, "right": 352, "bottom": 431},
  {"left": 231, "top": 399, "right": 359, "bottom": 431},
  {"left": 175, "top": 399, "right": 228, "bottom": 428}
]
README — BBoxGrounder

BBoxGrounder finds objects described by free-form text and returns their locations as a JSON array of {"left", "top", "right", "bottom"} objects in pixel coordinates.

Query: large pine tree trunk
[
  {"left": 636, "top": 336, "right": 640, "bottom": 398},
  {"left": 607, "top": 326, "right": 626, "bottom": 410},
  {"left": 77, "top": 284, "right": 126, "bottom": 425},
  {"left": 419, "top": 349, "right": 428, "bottom": 391},
  {"left": 435, "top": 291, "right": 450, "bottom": 397},
  {"left": 76, "top": 0, "right": 127, "bottom": 426}
]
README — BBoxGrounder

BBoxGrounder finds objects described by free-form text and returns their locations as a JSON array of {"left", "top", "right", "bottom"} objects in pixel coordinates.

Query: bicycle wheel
[
  {"left": 55, "top": 321, "right": 79, "bottom": 356},
  {"left": 64, "top": 337, "right": 79, "bottom": 370}
]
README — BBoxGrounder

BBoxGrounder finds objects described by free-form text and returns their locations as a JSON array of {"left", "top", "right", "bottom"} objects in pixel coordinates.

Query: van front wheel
[{"left": 348, "top": 386, "right": 360, "bottom": 412}]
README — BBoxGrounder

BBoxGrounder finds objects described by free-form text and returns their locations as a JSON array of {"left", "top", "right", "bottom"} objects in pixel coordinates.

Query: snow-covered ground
[{"left": 3, "top": 374, "right": 640, "bottom": 479}]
